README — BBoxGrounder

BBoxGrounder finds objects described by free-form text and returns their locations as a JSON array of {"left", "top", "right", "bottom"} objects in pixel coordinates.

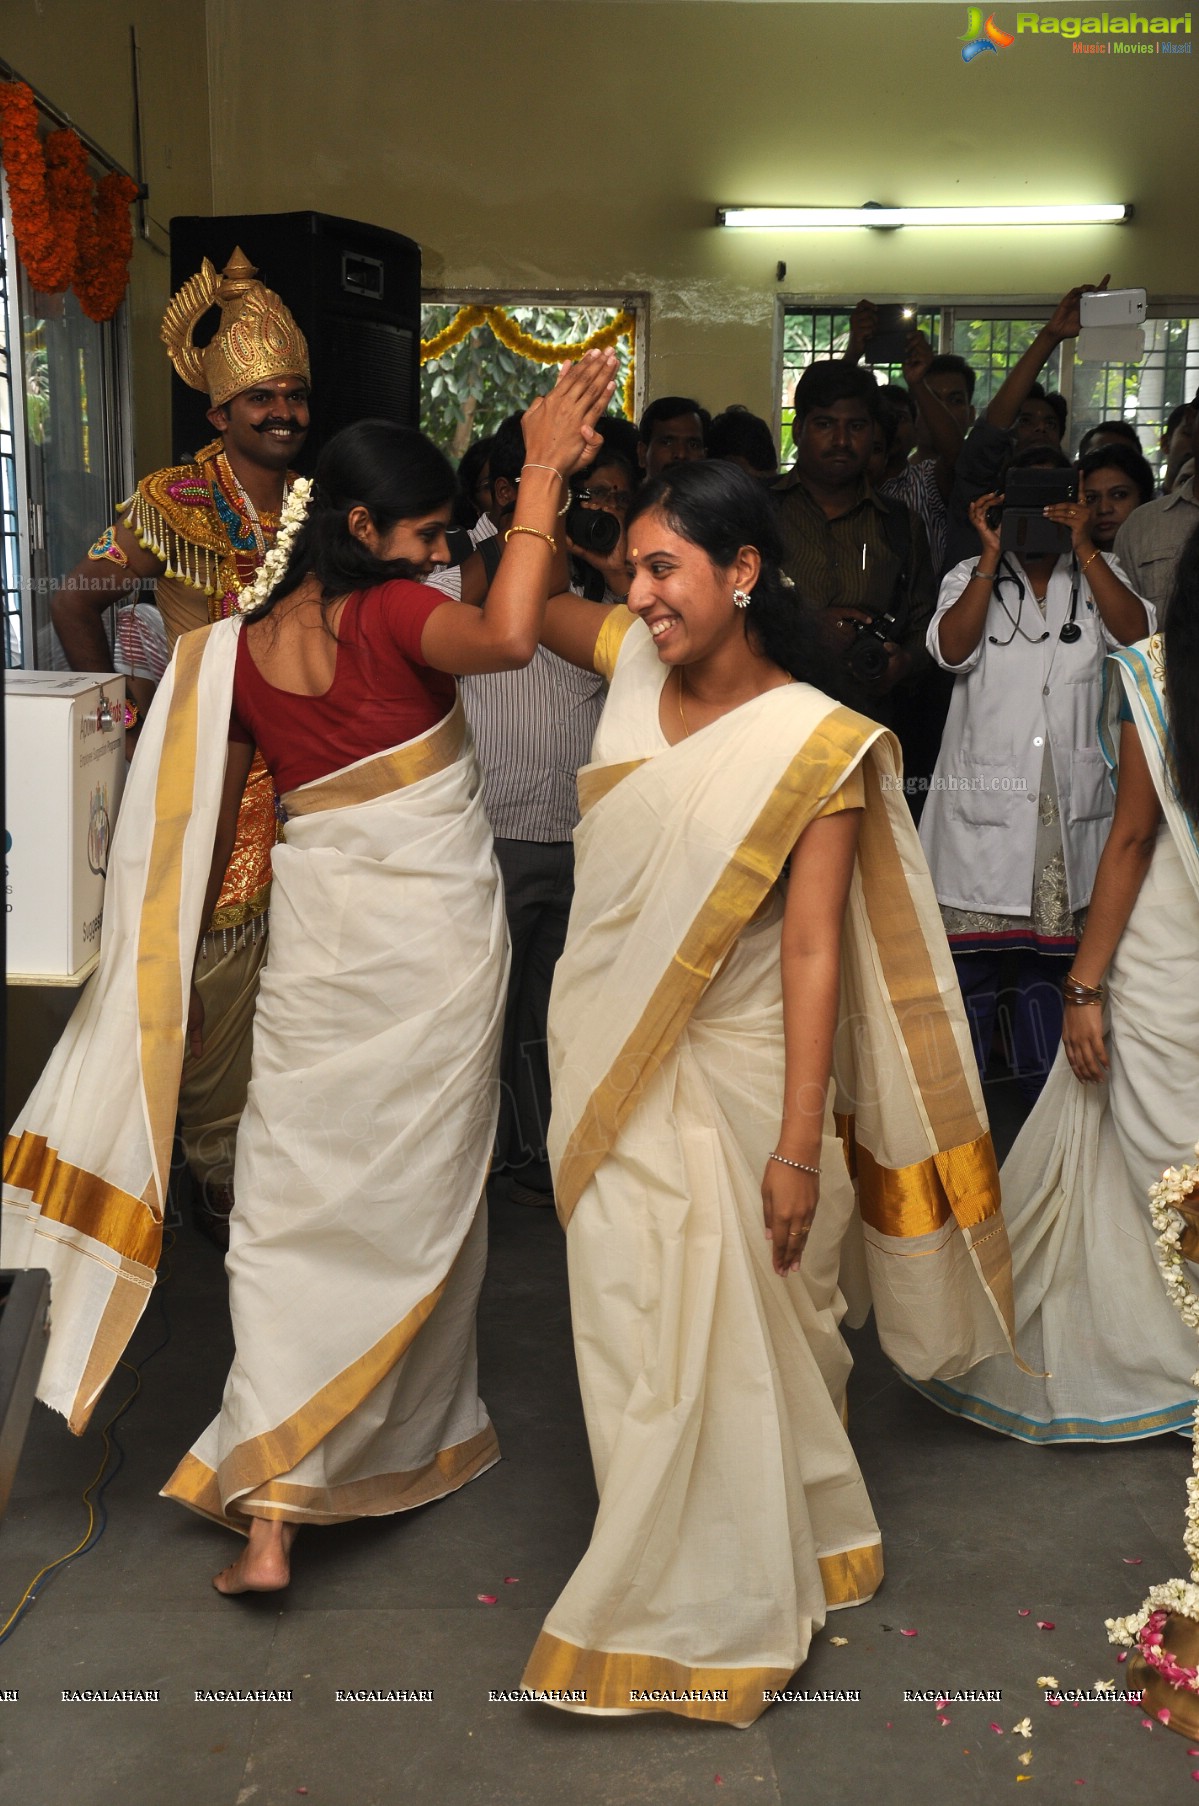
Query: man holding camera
[{"left": 773, "top": 362, "right": 937, "bottom": 771}]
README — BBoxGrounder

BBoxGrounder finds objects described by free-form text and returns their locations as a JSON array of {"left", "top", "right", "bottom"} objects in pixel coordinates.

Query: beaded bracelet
[
  {"left": 769, "top": 1152, "right": 820, "bottom": 1177},
  {"left": 505, "top": 524, "right": 558, "bottom": 553}
]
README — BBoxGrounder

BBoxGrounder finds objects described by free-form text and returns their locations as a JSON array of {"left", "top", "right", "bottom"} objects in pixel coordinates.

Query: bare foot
[{"left": 212, "top": 1518, "right": 297, "bottom": 1595}]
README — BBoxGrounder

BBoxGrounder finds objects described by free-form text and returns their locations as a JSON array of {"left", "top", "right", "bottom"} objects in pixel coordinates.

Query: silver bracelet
[
  {"left": 769, "top": 1152, "right": 820, "bottom": 1177},
  {"left": 520, "top": 461, "right": 570, "bottom": 515}
]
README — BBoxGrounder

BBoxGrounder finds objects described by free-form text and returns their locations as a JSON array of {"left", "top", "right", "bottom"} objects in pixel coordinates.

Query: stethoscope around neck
[{"left": 986, "top": 553, "right": 1086, "bottom": 648}]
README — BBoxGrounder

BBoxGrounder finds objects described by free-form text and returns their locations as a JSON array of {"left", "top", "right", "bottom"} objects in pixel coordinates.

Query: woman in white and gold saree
[
  {"left": 518, "top": 461, "right": 1019, "bottom": 1725},
  {"left": 3, "top": 352, "right": 617, "bottom": 1593},
  {"left": 909, "top": 524, "right": 1199, "bottom": 1443}
]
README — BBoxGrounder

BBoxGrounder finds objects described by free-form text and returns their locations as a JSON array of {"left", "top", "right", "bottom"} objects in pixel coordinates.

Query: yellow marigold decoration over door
[{"left": 421, "top": 305, "right": 637, "bottom": 421}]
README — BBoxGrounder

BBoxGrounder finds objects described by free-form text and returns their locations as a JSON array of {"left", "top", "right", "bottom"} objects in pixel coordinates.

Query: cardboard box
[{"left": 5, "top": 673, "right": 127, "bottom": 980}]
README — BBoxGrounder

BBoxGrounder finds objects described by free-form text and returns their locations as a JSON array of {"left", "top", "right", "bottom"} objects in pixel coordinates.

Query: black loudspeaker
[{"left": 167, "top": 211, "right": 422, "bottom": 470}]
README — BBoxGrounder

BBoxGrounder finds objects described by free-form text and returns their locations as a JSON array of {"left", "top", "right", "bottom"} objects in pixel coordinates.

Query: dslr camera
[
  {"left": 565, "top": 499, "right": 621, "bottom": 557},
  {"left": 844, "top": 610, "right": 900, "bottom": 685}
]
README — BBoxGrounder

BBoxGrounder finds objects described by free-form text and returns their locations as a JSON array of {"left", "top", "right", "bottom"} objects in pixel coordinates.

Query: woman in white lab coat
[
  {"left": 919, "top": 458, "right": 1151, "bottom": 1102},
  {"left": 909, "top": 529, "right": 1199, "bottom": 1442}
]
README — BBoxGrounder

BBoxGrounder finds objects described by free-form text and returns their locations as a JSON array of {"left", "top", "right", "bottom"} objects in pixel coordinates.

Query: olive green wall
[
  {"left": 9, "top": 2, "right": 1197, "bottom": 451},
  {"left": 205, "top": 0, "right": 1197, "bottom": 425},
  {"left": 5, "top": 0, "right": 213, "bottom": 469}
]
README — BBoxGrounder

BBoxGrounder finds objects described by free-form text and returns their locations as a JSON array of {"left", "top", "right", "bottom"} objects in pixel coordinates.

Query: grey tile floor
[{"left": 1, "top": 1077, "right": 1195, "bottom": 1806}]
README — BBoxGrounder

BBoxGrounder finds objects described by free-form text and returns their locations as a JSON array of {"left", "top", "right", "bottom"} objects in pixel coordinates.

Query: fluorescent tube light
[{"left": 716, "top": 204, "right": 1132, "bottom": 229}]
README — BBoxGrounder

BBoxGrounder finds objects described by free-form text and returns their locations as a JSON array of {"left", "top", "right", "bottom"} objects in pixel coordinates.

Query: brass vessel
[{"left": 1127, "top": 1613, "right": 1199, "bottom": 1739}]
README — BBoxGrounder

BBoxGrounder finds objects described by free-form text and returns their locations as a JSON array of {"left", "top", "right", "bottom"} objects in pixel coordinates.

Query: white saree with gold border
[
  {"left": 521, "top": 611, "right": 1015, "bottom": 1725},
  {"left": 909, "top": 633, "right": 1199, "bottom": 1442},
  {"left": 5, "top": 624, "right": 237, "bottom": 1430},
  {"left": 5, "top": 619, "right": 504, "bottom": 1522}
]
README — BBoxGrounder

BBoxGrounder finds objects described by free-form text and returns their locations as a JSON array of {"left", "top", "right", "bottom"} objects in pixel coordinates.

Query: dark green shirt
[{"left": 772, "top": 473, "right": 936, "bottom": 679}]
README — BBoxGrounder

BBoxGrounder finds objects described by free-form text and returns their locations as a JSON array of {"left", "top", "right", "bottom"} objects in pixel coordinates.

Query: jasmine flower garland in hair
[{"left": 237, "top": 476, "right": 312, "bottom": 614}]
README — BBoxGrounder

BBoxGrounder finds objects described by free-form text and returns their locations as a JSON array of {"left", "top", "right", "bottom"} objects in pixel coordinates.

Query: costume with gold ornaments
[
  {"left": 89, "top": 440, "right": 286, "bottom": 934},
  {"left": 87, "top": 247, "right": 310, "bottom": 937},
  {"left": 75, "top": 248, "right": 310, "bottom": 1220}
]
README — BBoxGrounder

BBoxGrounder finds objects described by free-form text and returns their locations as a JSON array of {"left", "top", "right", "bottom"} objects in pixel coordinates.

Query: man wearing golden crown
[{"left": 50, "top": 249, "right": 311, "bottom": 1246}]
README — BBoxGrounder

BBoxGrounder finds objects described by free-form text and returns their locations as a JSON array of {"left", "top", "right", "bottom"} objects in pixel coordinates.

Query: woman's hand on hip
[
  {"left": 1062, "top": 1000, "right": 1108, "bottom": 1083},
  {"left": 762, "top": 1161, "right": 820, "bottom": 1276},
  {"left": 522, "top": 350, "right": 618, "bottom": 480}
]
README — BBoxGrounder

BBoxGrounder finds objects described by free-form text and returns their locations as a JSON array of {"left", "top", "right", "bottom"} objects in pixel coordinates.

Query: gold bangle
[
  {"left": 504, "top": 524, "right": 558, "bottom": 553},
  {"left": 1080, "top": 547, "right": 1101, "bottom": 573},
  {"left": 1063, "top": 972, "right": 1105, "bottom": 1005}
]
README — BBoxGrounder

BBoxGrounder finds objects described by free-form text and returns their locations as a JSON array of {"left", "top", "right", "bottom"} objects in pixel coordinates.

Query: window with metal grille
[
  {"left": 780, "top": 306, "right": 941, "bottom": 465},
  {"left": 779, "top": 301, "right": 1198, "bottom": 476}
]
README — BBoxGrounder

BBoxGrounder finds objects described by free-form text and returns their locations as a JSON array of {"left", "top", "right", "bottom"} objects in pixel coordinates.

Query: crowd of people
[{"left": 4, "top": 252, "right": 1198, "bottom": 1724}]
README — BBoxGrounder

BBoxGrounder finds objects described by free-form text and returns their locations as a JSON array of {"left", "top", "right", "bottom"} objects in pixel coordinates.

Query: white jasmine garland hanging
[
  {"left": 236, "top": 476, "right": 313, "bottom": 615},
  {"left": 1104, "top": 1143, "right": 1199, "bottom": 1733}
]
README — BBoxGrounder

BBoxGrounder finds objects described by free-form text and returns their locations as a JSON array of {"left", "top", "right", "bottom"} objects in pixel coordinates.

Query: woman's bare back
[{"left": 242, "top": 578, "right": 349, "bottom": 698}]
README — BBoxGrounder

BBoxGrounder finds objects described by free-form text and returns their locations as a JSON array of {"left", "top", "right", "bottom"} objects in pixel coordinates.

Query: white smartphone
[{"left": 1080, "top": 287, "right": 1147, "bottom": 328}]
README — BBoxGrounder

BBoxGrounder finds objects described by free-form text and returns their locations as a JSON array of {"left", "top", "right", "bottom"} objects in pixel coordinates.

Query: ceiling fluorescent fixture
[{"left": 716, "top": 204, "right": 1132, "bottom": 230}]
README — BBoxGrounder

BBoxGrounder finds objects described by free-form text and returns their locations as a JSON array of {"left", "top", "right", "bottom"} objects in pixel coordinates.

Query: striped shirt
[
  {"left": 426, "top": 515, "right": 607, "bottom": 842},
  {"left": 880, "top": 458, "right": 947, "bottom": 576},
  {"left": 112, "top": 599, "right": 170, "bottom": 682}
]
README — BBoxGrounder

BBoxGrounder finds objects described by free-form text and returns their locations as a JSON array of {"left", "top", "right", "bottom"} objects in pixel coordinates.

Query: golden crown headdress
[{"left": 159, "top": 247, "right": 310, "bottom": 407}]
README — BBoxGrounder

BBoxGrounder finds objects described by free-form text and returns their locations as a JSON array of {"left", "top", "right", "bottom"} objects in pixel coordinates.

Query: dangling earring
[{"left": 733, "top": 587, "right": 752, "bottom": 609}]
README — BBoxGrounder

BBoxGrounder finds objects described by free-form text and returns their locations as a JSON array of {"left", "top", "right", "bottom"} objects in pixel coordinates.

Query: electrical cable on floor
[{"left": 0, "top": 1229, "right": 176, "bottom": 1647}]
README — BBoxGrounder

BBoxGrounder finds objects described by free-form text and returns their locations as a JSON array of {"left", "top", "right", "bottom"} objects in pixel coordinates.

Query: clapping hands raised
[{"left": 521, "top": 349, "right": 618, "bottom": 481}]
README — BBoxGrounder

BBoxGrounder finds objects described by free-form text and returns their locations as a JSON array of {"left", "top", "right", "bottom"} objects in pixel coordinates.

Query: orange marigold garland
[
  {"left": 0, "top": 82, "right": 54, "bottom": 275},
  {"left": 0, "top": 79, "right": 137, "bottom": 317},
  {"left": 0, "top": 84, "right": 87, "bottom": 292},
  {"left": 41, "top": 128, "right": 91, "bottom": 287},
  {"left": 74, "top": 170, "right": 140, "bottom": 321}
]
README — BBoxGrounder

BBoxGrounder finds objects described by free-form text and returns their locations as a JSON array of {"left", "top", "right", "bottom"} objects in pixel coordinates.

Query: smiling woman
[{"left": 520, "top": 460, "right": 1017, "bottom": 1724}]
